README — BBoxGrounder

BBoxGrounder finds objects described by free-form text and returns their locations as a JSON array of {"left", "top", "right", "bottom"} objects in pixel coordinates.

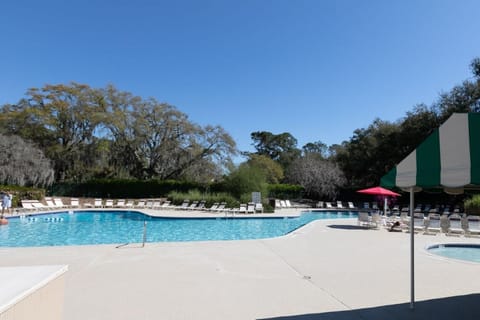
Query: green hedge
[
  {"left": 167, "top": 190, "right": 239, "bottom": 208},
  {"left": 50, "top": 179, "right": 204, "bottom": 198},
  {"left": 267, "top": 184, "right": 304, "bottom": 199}
]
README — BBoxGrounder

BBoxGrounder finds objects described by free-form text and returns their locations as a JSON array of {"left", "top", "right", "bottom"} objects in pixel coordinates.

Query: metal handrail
[{"left": 116, "top": 220, "right": 147, "bottom": 248}]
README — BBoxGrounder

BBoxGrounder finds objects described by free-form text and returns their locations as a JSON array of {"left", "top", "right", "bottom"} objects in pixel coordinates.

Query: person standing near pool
[
  {"left": 0, "top": 192, "right": 9, "bottom": 225},
  {"left": 1, "top": 192, "right": 5, "bottom": 215},
  {"left": 6, "top": 193, "right": 12, "bottom": 214},
  {"left": 1, "top": 192, "right": 12, "bottom": 216}
]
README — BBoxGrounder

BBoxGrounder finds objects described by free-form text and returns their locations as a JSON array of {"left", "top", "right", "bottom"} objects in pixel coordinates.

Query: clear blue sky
[{"left": 1, "top": 0, "right": 480, "bottom": 158}]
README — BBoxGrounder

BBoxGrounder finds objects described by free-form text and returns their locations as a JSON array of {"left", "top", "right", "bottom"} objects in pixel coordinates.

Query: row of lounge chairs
[
  {"left": 20, "top": 198, "right": 76, "bottom": 212},
  {"left": 389, "top": 204, "right": 463, "bottom": 215},
  {"left": 275, "top": 199, "right": 295, "bottom": 209},
  {"left": 318, "top": 201, "right": 465, "bottom": 215},
  {"left": 358, "top": 210, "right": 480, "bottom": 236},
  {"left": 390, "top": 212, "right": 480, "bottom": 236},
  {"left": 120, "top": 199, "right": 263, "bottom": 213},
  {"left": 18, "top": 198, "right": 264, "bottom": 214},
  {"left": 317, "top": 201, "right": 356, "bottom": 209}
]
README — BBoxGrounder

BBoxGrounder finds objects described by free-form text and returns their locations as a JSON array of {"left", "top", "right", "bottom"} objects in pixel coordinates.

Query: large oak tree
[{"left": 0, "top": 83, "right": 237, "bottom": 183}]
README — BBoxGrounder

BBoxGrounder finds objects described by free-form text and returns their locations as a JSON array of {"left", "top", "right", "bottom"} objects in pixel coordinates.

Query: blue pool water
[
  {"left": 0, "top": 210, "right": 356, "bottom": 247},
  {"left": 427, "top": 244, "right": 480, "bottom": 263}
]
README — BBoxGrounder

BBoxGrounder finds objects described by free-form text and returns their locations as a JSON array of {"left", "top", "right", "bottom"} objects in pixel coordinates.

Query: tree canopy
[
  {"left": 245, "top": 154, "right": 284, "bottom": 184},
  {"left": 0, "top": 134, "right": 54, "bottom": 187},
  {"left": 250, "top": 131, "right": 301, "bottom": 169},
  {"left": 0, "top": 83, "right": 237, "bottom": 183},
  {"left": 286, "top": 154, "right": 345, "bottom": 199}
]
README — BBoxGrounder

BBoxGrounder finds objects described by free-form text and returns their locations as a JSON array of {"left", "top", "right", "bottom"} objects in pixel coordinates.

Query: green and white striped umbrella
[
  {"left": 380, "top": 112, "right": 480, "bottom": 310},
  {"left": 381, "top": 113, "right": 480, "bottom": 193}
]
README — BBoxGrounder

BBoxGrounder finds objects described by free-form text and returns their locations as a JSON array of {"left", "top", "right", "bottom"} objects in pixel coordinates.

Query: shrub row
[
  {"left": 50, "top": 179, "right": 204, "bottom": 198},
  {"left": 51, "top": 179, "right": 304, "bottom": 200},
  {"left": 267, "top": 184, "right": 304, "bottom": 200},
  {"left": 167, "top": 190, "right": 239, "bottom": 208}
]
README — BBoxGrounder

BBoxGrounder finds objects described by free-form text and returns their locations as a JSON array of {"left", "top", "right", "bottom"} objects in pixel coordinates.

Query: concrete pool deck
[{"left": 1, "top": 210, "right": 479, "bottom": 319}]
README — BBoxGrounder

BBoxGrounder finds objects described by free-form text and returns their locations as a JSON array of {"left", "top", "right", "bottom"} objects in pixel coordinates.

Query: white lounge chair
[
  {"left": 275, "top": 199, "right": 282, "bottom": 209},
  {"left": 246, "top": 203, "right": 255, "bottom": 214},
  {"left": 213, "top": 202, "right": 227, "bottom": 213},
  {"left": 145, "top": 200, "right": 154, "bottom": 209},
  {"left": 357, "top": 211, "right": 371, "bottom": 227},
  {"left": 70, "top": 198, "right": 80, "bottom": 208},
  {"left": 348, "top": 202, "right": 355, "bottom": 209},
  {"left": 187, "top": 201, "right": 199, "bottom": 210},
  {"left": 135, "top": 200, "right": 146, "bottom": 208},
  {"left": 44, "top": 197, "right": 57, "bottom": 209},
  {"left": 466, "top": 215, "right": 480, "bottom": 236},
  {"left": 125, "top": 200, "right": 135, "bottom": 207},
  {"left": 116, "top": 199, "right": 126, "bottom": 207},
  {"left": 412, "top": 213, "right": 426, "bottom": 233},
  {"left": 391, "top": 205, "right": 400, "bottom": 214},
  {"left": 255, "top": 203, "right": 263, "bottom": 213},
  {"left": 160, "top": 201, "right": 172, "bottom": 209},
  {"left": 370, "top": 212, "right": 382, "bottom": 228},
  {"left": 152, "top": 201, "right": 162, "bottom": 209},
  {"left": 391, "top": 209, "right": 409, "bottom": 229},
  {"left": 447, "top": 213, "right": 465, "bottom": 235},
  {"left": 53, "top": 198, "right": 67, "bottom": 208},
  {"left": 93, "top": 198, "right": 103, "bottom": 208},
  {"left": 176, "top": 200, "right": 190, "bottom": 210},
  {"left": 336, "top": 201, "right": 344, "bottom": 209},
  {"left": 194, "top": 201, "right": 206, "bottom": 211},
  {"left": 20, "top": 200, "right": 38, "bottom": 212},
  {"left": 414, "top": 204, "right": 423, "bottom": 213},
  {"left": 31, "top": 200, "right": 50, "bottom": 211},
  {"left": 325, "top": 202, "right": 333, "bottom": 209},
  {"left": 285, "top": 200, "right": 293, "bottom": 208},
  {"left": 104, "top": 199, "right": 114, "bottom": 208},
  {"left": 207, "top": 203, "right": 219, "bottom": 211},
  {"left": 425, "top": 213, "right": 441, "bottom": 234},
  {"left": 238, "top": 204, "right": 247, "bottom": 214}
]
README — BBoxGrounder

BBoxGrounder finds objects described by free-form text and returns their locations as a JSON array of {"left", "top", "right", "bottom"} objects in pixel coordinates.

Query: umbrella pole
[{"left": 409, "top": 187, "right": 415, "bottom": 310}]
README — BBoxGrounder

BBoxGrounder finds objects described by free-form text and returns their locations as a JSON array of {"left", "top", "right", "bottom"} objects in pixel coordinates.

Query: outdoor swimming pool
[
  {"left": 427, "top": 243, "right": 480, "bottom": 263},
  {"left": 0, "top": 210, "right": 356, "bottom": 247}
]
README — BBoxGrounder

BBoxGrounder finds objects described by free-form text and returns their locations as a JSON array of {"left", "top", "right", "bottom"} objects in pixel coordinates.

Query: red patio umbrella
[
  {"left": 357, "top": 186, "right": 400, "bottom": 197},
  {"left": 357, "top": 186, "right": 400, "bottom": 215}
]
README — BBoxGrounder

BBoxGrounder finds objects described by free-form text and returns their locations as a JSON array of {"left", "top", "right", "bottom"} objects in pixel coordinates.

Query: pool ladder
[{"left": 116, "top": 220, "right": 147, "bottom": 248}]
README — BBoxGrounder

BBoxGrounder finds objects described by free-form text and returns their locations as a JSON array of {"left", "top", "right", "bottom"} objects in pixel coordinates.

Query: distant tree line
[
  {"left": 1, "top": 58, "right": 479, "bottom": 201},
  {"left": 228, "top": 57, "right": 480, "bottom": 198}
]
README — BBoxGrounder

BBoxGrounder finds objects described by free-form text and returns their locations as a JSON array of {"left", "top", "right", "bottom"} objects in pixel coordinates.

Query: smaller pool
[{"left": 427, "top": 243, "right": 480, "bottom": 263}]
